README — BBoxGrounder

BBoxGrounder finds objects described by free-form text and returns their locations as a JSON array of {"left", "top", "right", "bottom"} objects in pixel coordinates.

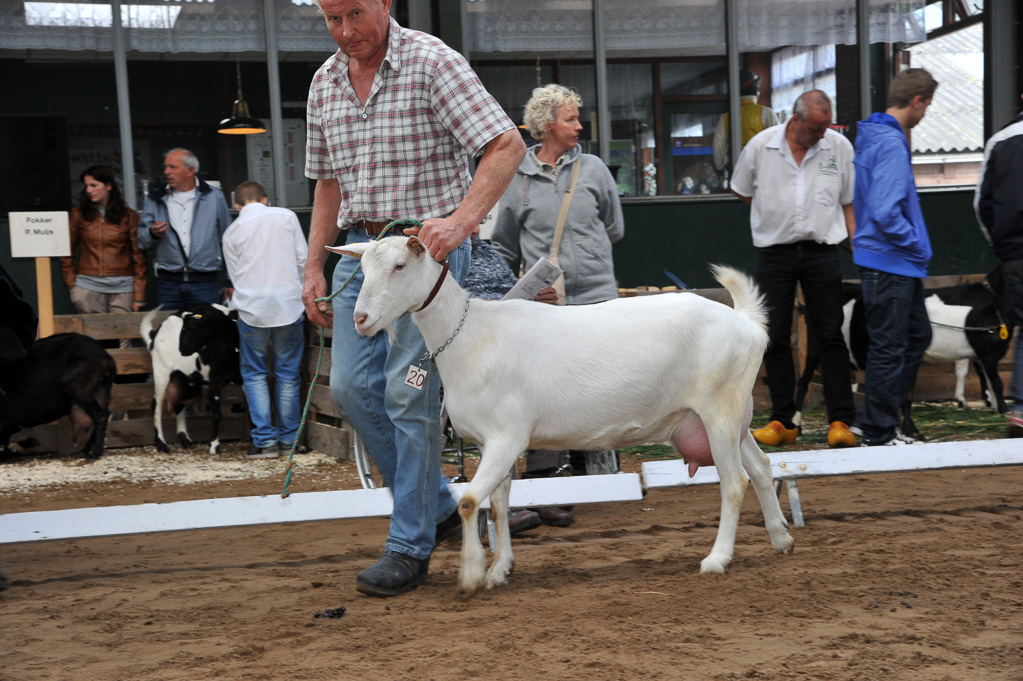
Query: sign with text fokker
[{"left": 8, "top": 211, "right": 70, "bottom": 258}]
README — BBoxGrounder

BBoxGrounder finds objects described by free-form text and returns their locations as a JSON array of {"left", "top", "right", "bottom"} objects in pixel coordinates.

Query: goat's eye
[{"left": 394, "top": 263, "right": 405, "bottom": 272}]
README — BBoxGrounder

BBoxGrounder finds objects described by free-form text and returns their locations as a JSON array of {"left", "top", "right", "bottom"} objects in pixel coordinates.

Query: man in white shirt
[
  {"left": 731, "top": 89, "right": 858, "bottom": 449},
  {"left": 223, "top": 181, "right": 308, "bottom": 459}
]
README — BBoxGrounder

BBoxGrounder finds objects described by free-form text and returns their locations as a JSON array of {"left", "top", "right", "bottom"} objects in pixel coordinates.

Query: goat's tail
[
  {"left": 710, "top": 264, "right": 767, "bottom": 332},
  {"left": 140, "top": 305, "right": 163, "bottom": 351}
]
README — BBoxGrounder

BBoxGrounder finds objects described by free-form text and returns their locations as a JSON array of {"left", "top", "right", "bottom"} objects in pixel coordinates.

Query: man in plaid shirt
[{"left": 303, "top": 0, "right": 525, "bottom": 597}]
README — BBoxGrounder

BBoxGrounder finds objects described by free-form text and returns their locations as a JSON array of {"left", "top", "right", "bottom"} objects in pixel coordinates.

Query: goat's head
[
  {"left": 331, "top": 236, "right": 441, "bottom": 338},
  {"left": 178, "top": 304, "right": 238, "bottom": 356}
]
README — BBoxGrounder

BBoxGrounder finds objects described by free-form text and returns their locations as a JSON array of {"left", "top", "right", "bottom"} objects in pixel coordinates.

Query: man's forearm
[
  {"left": 306, "top": 179, "right": 342, "bottom": 277},
  {"left": 448, "top": 130, "right": 526, "bottom": 240},
  {"left": 843, "top": 203, "right": 856, "bottom": 242}
]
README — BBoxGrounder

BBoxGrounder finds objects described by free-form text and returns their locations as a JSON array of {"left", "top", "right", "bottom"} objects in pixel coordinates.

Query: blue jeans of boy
[
  {"left": 238, "top": 315, "right": 305, "bottom": 450},
  {"left": 858, "top": 268, "right": 932, "bottom": 444},
  {"left": 330, "top": 230, "right": 472, "bottom": 561}
]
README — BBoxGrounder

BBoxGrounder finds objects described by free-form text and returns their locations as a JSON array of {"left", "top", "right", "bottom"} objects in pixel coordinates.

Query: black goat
[
  {"left": 141, "top": 303, "right": 242, "bottom": 454},
  {"left": 1, "top": 333, "right": 116, "bottom": 460},
  {"left": 795, "top": 266, "right": 1013, "bottom": 438}
]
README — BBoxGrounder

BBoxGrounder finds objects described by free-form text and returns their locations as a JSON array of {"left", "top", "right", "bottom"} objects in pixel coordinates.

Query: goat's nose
[{"left": 354, "top": 312, "right": 368, "bottom": 327}]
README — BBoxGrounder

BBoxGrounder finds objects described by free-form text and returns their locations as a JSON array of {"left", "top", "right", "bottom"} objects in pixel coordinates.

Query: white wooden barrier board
[
  {"left": 0, "top": 473, "right": 642, "bottom": 545},
  {"left": 642, "top": 438, "right": 1023, "bottom": 489}
]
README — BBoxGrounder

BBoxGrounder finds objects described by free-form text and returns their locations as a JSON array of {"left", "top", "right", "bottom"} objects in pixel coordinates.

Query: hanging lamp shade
[{"left": 217, "top": 61, "right": 266, "bottom": 135}]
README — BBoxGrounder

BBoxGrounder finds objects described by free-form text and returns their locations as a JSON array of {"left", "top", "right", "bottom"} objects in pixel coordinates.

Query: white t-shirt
[
  {"left": 167, "top": 188, "right": 197, "bottom": 256},
  {"left": 731, "top": 122, "right": 855, "bottom": 248},
  {"left": 222, "top": 202, "right": 308, "bottom": 328}
]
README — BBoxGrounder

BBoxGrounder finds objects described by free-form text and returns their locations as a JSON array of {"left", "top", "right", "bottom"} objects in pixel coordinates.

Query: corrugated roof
[{"left": 908, "top": 23, "right": 984, "bottom": 154}]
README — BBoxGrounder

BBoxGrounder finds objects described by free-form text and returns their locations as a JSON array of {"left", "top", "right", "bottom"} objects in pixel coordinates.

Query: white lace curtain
[
  {"left": 466, "top": 0, "right": 926, "bottom": 57},
  {"left": 0, "top": 0, "right": 336, "bottom": 54},
  {"left": 0, "top": 0, "right": 925, "bottom": 55}
]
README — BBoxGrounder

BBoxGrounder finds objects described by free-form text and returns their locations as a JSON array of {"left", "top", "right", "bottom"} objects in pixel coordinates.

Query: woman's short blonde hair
[{"left": 523, "top": 84, "right": 583, "bottom": 141}]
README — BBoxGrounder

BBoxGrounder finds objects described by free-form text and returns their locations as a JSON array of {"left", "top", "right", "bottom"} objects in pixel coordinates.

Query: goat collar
[{"left": 416, "top": 259, "right": 450, "bottom": 312}]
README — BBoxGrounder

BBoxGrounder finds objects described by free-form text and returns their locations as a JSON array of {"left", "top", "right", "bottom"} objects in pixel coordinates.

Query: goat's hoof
[
  {"left": 155, "top": 439, "right": 170, "bottom": 453},
  {"left": 177, "top": 434, "right": 193, "bottom": 449},
  {"left": 209, "top": 442, "right": 221, "bottom": 455},
  {"left": 699, "top": 555, "right": 731, "bottom": 574},
  {"left": 776, "top": 535, "right": 795, "bottom": 555}
]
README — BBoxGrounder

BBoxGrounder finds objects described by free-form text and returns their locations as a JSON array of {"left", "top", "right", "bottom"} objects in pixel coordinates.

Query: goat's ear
[
  {"left": 326, "top": 243, "right": 370, "bottom": 258},
  {"left": 406, "top": 236, "right": 427, "bottom": 258}
]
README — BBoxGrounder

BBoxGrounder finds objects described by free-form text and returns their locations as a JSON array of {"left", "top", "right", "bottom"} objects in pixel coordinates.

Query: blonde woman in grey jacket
[
  {"left": 491, "top": 84, "right": 625, "bottom": 527},
  {"left": 492, "top": 84, "right": 624, "bottom": 306}
]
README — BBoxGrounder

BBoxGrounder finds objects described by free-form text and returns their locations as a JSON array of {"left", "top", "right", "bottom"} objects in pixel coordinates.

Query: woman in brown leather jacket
[{"left": 60, "top": 165, "right": 148, "bottom": 326}]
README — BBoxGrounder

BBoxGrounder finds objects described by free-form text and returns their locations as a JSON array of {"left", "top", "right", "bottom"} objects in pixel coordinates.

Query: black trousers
[{"left": 755, "top": 241, "right": 856, "bottom": 428}]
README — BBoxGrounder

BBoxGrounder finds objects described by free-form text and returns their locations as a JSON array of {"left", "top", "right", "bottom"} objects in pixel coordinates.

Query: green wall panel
[{"left": 613, "top": 188, "right": 998, "bottom": 289}]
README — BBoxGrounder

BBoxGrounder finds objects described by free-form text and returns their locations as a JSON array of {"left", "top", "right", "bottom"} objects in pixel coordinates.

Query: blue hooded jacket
[{"left": 852, "top": 112, "right": 932, "bottom": 278}]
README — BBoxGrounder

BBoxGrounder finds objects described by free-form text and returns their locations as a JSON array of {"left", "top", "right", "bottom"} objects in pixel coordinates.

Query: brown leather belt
[{"left": 350, "top": 219, "right": 395, "bottom": 236}]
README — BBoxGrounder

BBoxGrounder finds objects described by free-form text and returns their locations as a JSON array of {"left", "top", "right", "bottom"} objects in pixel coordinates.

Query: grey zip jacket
[
  {"left": 138, "top": 179, "right": 231, "bottom": 277},
  {"left": 492, "top": 145, "right": 624, "bottom": 305}
]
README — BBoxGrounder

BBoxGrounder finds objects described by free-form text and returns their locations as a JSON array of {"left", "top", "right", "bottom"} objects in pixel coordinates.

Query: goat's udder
[{"left": 69, "top": 404, "right": 94, "bottom": 441}]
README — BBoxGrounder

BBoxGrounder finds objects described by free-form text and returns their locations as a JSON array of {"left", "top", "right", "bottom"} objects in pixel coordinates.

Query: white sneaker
[{"left": 862, "top": 433, "right": 921, "bottom": 447}]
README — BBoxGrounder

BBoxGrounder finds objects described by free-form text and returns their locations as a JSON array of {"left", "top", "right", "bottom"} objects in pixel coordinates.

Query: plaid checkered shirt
[{"left": 305, "top": 17, "right": 515, "bottom": 226}]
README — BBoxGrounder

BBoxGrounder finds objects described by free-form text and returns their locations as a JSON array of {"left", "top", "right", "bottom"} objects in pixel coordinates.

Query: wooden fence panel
[{"left": 305, "top": 421, "right": 349, "bottom": 461}]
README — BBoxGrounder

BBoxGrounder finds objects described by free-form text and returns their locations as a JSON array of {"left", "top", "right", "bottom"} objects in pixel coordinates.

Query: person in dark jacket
[
  {"left": 0, "top": 263, "right": 37, "bottom": 370},
  {"left": 138, "top": 148, "right": 230, "bottom": 309},
  {"left": 852, "top": 68, "right": 938, "bottom": 447},
  {"left": 974, "top": 93, "right": 1023, "bottom": 437}
]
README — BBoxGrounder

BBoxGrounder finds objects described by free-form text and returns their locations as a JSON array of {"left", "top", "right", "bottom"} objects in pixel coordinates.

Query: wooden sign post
[{"left": 8, "top": 211, "right": 70, "bottom": 339}]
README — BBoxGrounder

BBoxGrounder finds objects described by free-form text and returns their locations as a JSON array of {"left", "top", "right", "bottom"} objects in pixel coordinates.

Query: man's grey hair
[
  {"left": 792, "top": 90, "right": 832, "bottom": 120},
  {"left": 165, "top": 148, "right": 199, "bottom": 173},
  {"left": 523, "top": 84, "right": 583, "bottom": 142}
]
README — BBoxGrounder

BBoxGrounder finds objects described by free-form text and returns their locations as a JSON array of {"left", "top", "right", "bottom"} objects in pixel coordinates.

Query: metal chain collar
[{"left": 419, "top": 296, "right": 471, "bottom": 366}]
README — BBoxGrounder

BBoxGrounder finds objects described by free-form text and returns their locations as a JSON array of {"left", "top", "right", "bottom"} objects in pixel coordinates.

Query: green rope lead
[{"left": 281, "top": 219, "right": 422, "bottom": 498}]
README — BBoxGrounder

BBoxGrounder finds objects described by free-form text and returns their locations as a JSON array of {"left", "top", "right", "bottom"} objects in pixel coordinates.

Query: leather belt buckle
[{"left": 353, "top": 220, "right": 393, "bottom": 236}]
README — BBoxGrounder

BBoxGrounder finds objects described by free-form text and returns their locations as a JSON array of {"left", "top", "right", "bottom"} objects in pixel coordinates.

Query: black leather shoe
[
  {"left": 435, "top": 510, "right": 462, "bottom": 545},
  {"left": 356, "top": 551, "right": 430, "bottom": 597},
  {"left": 508, "top": 508, "right": 542, "bottom": 534},
  {"left": 536, "top": 506, "right": 574, "bottom": 527}
]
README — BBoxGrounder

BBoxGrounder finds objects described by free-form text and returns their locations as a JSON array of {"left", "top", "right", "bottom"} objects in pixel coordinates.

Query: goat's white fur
[{"left": 337, "top": 237, "right": 794, "bottom": 593}]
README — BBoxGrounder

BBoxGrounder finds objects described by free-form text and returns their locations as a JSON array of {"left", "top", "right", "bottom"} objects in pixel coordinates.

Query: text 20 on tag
[{"left": 404, "top": 364, "right": 428, "bottom": 391}]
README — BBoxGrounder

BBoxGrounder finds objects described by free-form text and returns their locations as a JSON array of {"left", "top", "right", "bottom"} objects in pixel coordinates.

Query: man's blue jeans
[
  {"left": 330, "top": 231, "right": 472, "bottom": 561},
  {"left": 858, "top": 268, "right": 932, "bottom": 444},
  {"left": 238, "top": 315, "right": 305, "bottom": 450},
  {"left": 155, "top": 278, "right": 220, "bottom": 310}
]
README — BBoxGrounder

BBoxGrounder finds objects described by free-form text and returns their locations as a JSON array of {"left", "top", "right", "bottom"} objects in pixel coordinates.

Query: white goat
[{"left": 334, "top": 237, "right": 794, "bottom": 594}]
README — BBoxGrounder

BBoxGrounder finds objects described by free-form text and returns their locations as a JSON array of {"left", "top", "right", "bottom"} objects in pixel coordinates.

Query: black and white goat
[
  {"left": 141, "top": 303, "right": 242, "bottom": 454},
  {"left": 795, "top": 267, "right": 1013, "bottom": 438},
  {"left": 1, "top": 333, "right": 115, "bottom": 460},
  {"left": 332, "top": 236, "right": 794, "bottom": 594}
]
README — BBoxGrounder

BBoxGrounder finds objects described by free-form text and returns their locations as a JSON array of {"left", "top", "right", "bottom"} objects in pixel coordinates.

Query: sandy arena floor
[{"left": 1, "top": 418, "right": 1021, "bottom": 681}]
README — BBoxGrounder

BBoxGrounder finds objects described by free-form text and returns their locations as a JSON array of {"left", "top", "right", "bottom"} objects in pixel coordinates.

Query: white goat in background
[{"left": 333, "top": 236, "right": 794, "bottom": 594}]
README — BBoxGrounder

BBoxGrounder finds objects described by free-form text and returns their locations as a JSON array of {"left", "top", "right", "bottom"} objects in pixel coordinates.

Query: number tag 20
[{"left": 404, "top": 364, "right": 428, "bottom": 391}]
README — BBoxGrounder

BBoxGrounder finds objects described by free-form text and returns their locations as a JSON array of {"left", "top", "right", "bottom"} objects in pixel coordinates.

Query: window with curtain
[{"left": 771, "top": 45, "right": 838, "bottom": 121}]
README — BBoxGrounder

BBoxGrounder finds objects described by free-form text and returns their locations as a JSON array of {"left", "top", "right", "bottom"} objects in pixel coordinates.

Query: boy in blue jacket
[{"left": 852, "top": 68, "right": 939, "bottom": 446}]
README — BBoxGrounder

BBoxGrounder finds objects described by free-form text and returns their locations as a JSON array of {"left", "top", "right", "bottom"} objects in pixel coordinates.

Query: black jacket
[
  {"left": 975, "top": 111, "right": 1023, "bottom": 262},
  {"left": 0, "top": 263, "right": 37, "bottom": 366}
]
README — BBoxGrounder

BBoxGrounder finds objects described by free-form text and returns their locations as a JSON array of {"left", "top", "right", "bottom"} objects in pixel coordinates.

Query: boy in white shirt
[{"left": 223, "top": 181, "right": 308, "bottom": 459}]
